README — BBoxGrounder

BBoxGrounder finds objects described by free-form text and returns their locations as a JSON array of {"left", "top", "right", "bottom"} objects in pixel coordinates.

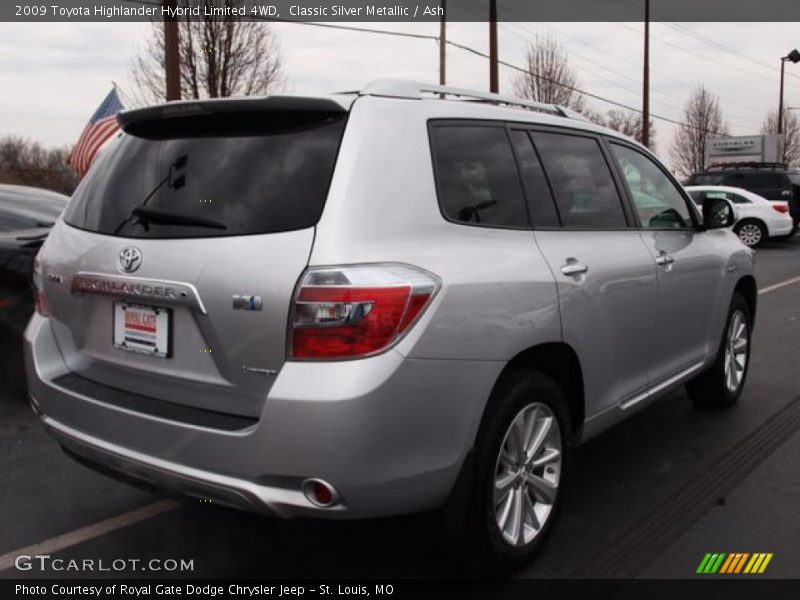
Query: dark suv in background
[{"left": 687, "top": 162, "right": 800, "bottom": 236}]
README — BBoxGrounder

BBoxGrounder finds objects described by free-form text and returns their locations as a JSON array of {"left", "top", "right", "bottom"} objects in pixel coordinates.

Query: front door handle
[
  {"left": 561, "top": 259, "right": 589, "bottom": 277},
  {"left": 655, "top": 252, "right": 675, "bottom": 266}
]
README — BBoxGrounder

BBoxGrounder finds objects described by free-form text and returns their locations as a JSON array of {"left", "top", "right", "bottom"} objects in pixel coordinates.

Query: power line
[
  {"left": 488, "top": 19, "right": 763, "bottom": 127},
  {"left": 611, "top": 0, "right": 800, "bottom": 83},
  {"left": 119, "top": 0, "right": 736, "bottom": 136},
  {"left": 452, "top": 1, "right": 762, "bottom": 128},
  {"left": 584, "top": 0, "right": 800, "bottom": 90}
]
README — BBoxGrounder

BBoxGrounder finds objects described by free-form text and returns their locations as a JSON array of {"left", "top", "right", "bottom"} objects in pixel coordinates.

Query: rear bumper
[
  {"left": 24, "top": 314, "right": 501, "bottom": 519},
  {"left": 768, "top": 217, "right": 794, "bottom": 238},
  {"left": 39, "top": 413, "right": 320, "bottom": 518}
]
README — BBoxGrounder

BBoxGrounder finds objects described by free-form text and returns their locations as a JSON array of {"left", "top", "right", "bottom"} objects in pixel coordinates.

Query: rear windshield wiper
[{"left": 124, "top": 206, "right": 227, "bottom": 231}]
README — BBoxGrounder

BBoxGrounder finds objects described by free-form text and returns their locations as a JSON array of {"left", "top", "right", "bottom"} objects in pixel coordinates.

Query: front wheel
[
  {"left": 448, "top": 371, "right": 570, "bottom": 573},
  {"left": 686, "top": 293, "right": 752, "bottom": 408}
]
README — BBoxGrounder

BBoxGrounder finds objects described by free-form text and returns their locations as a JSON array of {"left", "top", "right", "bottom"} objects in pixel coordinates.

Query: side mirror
[{"left": 702, "top": 196, "right": 737, "bottom": 230}]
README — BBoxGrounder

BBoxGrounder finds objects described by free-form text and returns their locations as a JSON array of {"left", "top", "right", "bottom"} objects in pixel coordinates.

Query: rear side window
[
  {"left": 429, "top": 125, "right": 529, "bottom": 228},
  {"left": 64, "top": 114, "right": 346, "bottom": 238},
  {"left": 688, "top": 174, "right": 723, "bottom": 186},
  {"left": 532, "top": 132, "right": 627, "bottom": 228},
  {"left": 509, "top": 130, "right": 560, "bottom": 227},
  {"left": 722, "top": 172, "right": 786, "bottom": 191}
]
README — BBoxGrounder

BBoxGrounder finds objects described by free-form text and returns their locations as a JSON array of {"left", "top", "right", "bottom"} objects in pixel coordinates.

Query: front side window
[
  {"left": 430, "top": 124, "right": 529, "bottom": 228},
  {"left": 610, "top": 144, "right": 693, "bottom": 229},
  {"left": 532, "top": 132, "right": 627, "bottom": 229}
]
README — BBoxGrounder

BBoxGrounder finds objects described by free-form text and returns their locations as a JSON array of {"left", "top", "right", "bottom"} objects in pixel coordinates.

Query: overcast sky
[{"left": 0, "top": 19, "right": 798, "bottom": 166}]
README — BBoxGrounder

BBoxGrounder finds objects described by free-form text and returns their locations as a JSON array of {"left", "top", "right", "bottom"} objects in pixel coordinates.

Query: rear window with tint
[
  {"left": 687, "top": 174, "right": 723, "bottom": 186},
  {"left": 64, "top": 114, "right": 346, "bottom": 238}
]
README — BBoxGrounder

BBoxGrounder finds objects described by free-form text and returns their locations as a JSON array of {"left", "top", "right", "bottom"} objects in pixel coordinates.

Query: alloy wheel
[
  {"left": 493, "top": 402, "right": 562, "bottom": 547},
  {"left": 724, "top": 309, "right": 749, "bottom": 393},
  {"left": 738, "top": 223, "right": 762, "bottom": 246}
]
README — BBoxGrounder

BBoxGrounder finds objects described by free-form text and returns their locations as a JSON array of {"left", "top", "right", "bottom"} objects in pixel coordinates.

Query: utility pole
[
  {"left": 439, "top": 0, "right": 446, "bottom": 85},
  {"left": 779, "top": 58, "right": 787, "bottom": 134},
  {"left": 489, "top": 0, "right": 498, "bottom": 93},
  {"left": 778, "top": 50, "right": 800, "bottom": 134},
  {"left": 641, "top": 0, "right": 650, "bottom": 148},
  {"left": 164, "top": 0, "right": 181, "bottom": 101}
]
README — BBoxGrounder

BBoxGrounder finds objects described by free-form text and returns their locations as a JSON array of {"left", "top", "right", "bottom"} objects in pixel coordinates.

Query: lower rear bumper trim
[{"left": 39, "top": 412, "right": 346, "bottom": 519}]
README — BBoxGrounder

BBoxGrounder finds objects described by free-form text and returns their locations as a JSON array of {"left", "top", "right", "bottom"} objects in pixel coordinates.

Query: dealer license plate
[{"left": 113, "top": 302, "right": 171, "bottom": 357}]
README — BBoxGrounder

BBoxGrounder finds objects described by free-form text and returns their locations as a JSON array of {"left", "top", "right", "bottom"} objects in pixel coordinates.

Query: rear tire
[
  {"left": 446, "top": 371, "right": 571, "bottom": 574},
  {"left": 686, "top": 293, "right": 752, "bottom": 408},
  {"left": 734, "top": 219, "right": 766, "bottom": 247}
]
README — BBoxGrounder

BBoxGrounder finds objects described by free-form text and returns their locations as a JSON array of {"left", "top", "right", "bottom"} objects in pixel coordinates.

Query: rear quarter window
[{"left": 429, "top": 124, "right": 529, "bottom": 229}]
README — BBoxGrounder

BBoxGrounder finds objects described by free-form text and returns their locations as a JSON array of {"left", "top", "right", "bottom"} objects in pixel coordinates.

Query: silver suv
[{"left": 25, "top": 80, "right": 756, "bottom": 569}]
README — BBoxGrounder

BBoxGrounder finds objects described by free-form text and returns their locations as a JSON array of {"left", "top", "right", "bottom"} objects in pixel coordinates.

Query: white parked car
[{"left": 685, "top": 185, "right": 793, "bottom": 247}]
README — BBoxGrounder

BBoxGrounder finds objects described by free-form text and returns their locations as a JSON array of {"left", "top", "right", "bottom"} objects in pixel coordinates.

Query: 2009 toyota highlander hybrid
[{"left": 25, "top": 80, "right": 756, "bottom": 570}]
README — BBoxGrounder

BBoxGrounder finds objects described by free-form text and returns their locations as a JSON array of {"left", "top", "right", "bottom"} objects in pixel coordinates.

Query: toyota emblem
[{"left": 119, "top": 247, "right": 142, "bottom": 273}]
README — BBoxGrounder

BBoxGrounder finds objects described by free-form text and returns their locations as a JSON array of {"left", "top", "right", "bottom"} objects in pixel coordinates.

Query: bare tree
[
  {"left": 512, "top": 34, "right": 587, "bottom": 112},
  {"left": 0, "top": 136, "right": 79, "bottom": 194},
  {"left": 670, "top": 85, "right": 729, "bottom": 178},
  {"left": 762, "top": 109, "right": 800, "bottom": 167},
  {"left": 131, "top": 0, "right": 284, "bottom": 105},
  {"left": 603, "top": 109, "right": 656, "bottom": 149}
]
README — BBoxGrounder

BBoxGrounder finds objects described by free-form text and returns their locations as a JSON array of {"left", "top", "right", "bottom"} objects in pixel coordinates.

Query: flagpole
[{"left": 164, "top": 0, "right": 181, "bottom": 101}]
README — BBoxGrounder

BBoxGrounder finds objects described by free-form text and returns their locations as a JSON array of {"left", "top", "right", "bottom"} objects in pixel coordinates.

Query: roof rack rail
[
  {"left": 354, "top": 79, "right": 579, "bottom": 119},
  {"left": 706, "top": 161, "right": 789, "bottom": 171}
]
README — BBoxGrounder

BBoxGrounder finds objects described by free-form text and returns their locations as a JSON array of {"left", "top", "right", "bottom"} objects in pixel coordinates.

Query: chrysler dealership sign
[{"left": 707, "top": 134, "right": 783, "bottom": 165}]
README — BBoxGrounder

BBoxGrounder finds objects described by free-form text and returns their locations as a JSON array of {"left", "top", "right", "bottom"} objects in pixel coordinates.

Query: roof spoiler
[{"left": 118, "top": 96, "right": 350, "bottom": 138}]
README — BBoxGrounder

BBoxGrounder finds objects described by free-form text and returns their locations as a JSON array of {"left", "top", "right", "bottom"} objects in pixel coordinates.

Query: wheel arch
[
  {"left": 479, "top": 343, "right": 585, "bottom": 441},
  {"left": 734, "top": 275, "right": 757, "bottom": 327}
]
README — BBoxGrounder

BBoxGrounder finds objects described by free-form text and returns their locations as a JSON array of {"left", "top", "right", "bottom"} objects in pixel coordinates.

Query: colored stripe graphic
[
  {"left": 700, "top": 552, "right": 773, "bottom": 574},
  {"left": 719, "top": 554, "right": 736, "bottom": 573},
  {"left": 759, "top": 554, "right": 773, "bottom": 573},
  {"left": 719, "top": 554, "right": 739, "bottom": 573},
  {"left": 720, "top": 553, "right": 749, "bottom": 573},
  {"left": 710, "top": 553, "right": 726, "bottom": 573},
  {"left": 734, "top": 553, "right": 750, "bottom": 573},
  {"left": 744, "top": 553, "right": 774, "bottom": 574},
  {"left": 697, "top": 553, "right": 727, "bottom": 573},
  {"left": 696, "top": 553, "right": 713, "bottom": 573}
]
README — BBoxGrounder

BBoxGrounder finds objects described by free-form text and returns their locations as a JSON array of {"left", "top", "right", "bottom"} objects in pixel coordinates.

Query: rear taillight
[
  {"left": 290, "top": 264, "right": 439, "bottom": 360},
  {"left": 772, "top": 202, "right": 789, "bottom": 214},
  {"left": 32, "top": 251, "right": 49, "bottom": 316}
]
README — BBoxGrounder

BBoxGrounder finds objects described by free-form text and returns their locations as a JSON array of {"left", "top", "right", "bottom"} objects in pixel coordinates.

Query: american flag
[{"left": 67, "top": 87, "right": 124, "bottom": 176}]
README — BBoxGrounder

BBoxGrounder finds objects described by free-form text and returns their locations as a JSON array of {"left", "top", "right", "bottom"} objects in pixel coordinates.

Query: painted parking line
[
  {"left": 759, "top": 275, "right": 800, "bottom": 296},
  {"left": 0, "top": 500, "right": 178, "bottom": 572}
]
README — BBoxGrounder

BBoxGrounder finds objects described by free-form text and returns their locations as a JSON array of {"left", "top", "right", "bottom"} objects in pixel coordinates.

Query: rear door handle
[
  {"left": 561, "top": 259, "right": 589, "bottom": 277},
  {"left": 655, "top": 253, "right": 675, "bottom": 266}
]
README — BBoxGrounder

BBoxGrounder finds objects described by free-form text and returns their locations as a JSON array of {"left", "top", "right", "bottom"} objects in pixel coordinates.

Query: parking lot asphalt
[{"left": 1, "top": 237, "right": 799, "bottom": 580}]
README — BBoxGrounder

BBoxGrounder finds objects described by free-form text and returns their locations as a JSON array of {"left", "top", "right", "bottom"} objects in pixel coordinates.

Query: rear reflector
[
  {"left": 290, "top": 264, "right": 439, "bottom": 360},
  {"left": 33, "top": 251, "right": 49, "bottom": 317},
  {"left": 302, "top": 479, "right": 338, "bottom": 507}
]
